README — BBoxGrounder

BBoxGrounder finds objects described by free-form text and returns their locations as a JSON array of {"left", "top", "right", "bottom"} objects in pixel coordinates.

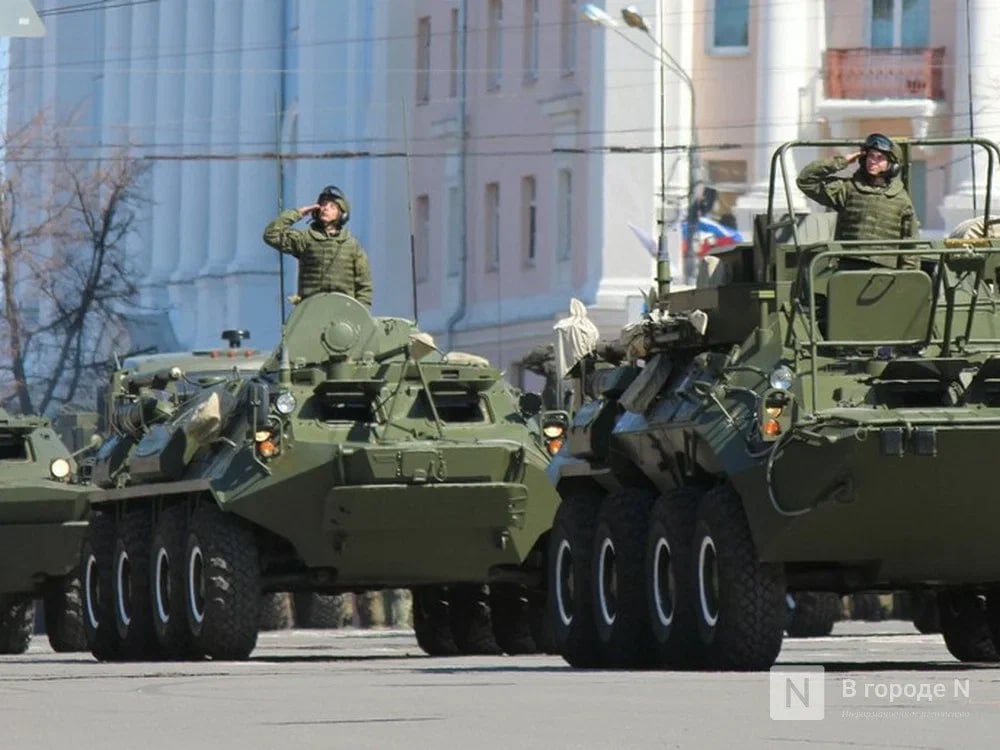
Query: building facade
[{"left": 5, "top": 0, "right": 997, "bottom": 390}]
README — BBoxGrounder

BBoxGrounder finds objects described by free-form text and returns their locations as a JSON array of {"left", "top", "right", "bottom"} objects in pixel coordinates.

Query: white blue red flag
[{"left": 682, "top": 216, "right": 744, "bottom": 257}]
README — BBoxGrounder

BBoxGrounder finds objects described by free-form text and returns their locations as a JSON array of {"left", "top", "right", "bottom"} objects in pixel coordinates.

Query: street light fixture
[{"left": 583, "top": 3, "right": 699, "bottom": 295}]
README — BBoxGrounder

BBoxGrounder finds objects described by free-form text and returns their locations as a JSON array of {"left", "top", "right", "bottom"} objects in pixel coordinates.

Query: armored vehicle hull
[
  {"left": 0, "top": 415, "right": 90, "bottom": 654},
  {"left": 546, "top": 137, "right": 1000, "bottom": 670},
  {"left": 82, "top": 293, "right": 560, "bottom": 661}
]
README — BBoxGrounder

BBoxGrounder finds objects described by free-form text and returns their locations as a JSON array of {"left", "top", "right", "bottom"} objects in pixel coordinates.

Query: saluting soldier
[{"left": 263, "top": 184, "right": 373, "bottom": 306}]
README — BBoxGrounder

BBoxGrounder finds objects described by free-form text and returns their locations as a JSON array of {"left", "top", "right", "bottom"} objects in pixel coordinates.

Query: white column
[
  {"left": 168, "top": 0, "right": 214, "bottom": 346},
  {"left": 100, "top": 6, "right": 131, "bottom": 141},
  {"left": 939, "top": 0, "right": 1000, "bottom": 230},
  {"left": 145, "top": 2, "right": 185, "bottom": 311},
  {"left": 734, "top": 0, "right": 813, "bottom": 226},
  {"left": 125, "top": 0, "right": 158, "bottom": 282},
  {"left": 224, "top": 0, "right": 284, "bottom": 350}
]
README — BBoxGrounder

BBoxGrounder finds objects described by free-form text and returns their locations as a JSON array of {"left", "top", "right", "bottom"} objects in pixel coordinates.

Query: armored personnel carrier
[
  {"left": 0, "top": 410, "right": 90, "bottom": 653},
  {"left": 81, "top": 292, "right": 560, "bottom": 660},
  {"left": 546, "top": 136, "right": 1000, "bottom": 670}
]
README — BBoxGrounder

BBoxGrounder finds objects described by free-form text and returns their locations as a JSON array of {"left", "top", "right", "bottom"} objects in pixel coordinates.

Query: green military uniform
[
  {"left": 796, "top": 152, "right": 919, "bottom": 269},
  {"left": 263, "top": 210, "right": 373, "bottom": 306}
]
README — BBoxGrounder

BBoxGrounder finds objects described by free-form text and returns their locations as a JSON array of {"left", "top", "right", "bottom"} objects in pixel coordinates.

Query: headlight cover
[
  {"left": 275, "top": 391, "right": 297, "bottom": 415},
  {"left": 769, "top": 365, "right": 794, "bottom": 391},
  {"left": 49, "top": 457, "right": 71, "bottom": 480}
]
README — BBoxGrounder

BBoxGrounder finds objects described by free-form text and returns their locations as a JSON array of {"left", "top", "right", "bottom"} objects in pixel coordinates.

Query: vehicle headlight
[
  {"left": 769, "top": 365, "right": 794, "bottom": 391},
  {"left": 275, "top": 391, "right": 297, "bottom": 415},
  {"left": 49, "top": 457, "right": 71, "bottom": 480}
]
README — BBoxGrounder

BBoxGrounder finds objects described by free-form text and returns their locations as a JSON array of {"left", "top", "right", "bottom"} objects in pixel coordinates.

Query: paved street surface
[{"left": 0, "top": 621, "right": 997, "bottom": 749}]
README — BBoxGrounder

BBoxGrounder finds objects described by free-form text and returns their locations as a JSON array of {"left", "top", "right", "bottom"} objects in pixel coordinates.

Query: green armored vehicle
[
  {"left": 0, "top": 409, "right": 90, "bottom": 653},
  {"left": 82, "top": 292, "right": 561, "bottom": 660},
  {"left": 546, "top": 136, "right": 1000, "bottom": 670}
]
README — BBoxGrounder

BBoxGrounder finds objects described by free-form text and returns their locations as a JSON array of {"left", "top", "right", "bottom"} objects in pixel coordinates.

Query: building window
[
  {"left": 712, "top": 0, "right": 749, "bottom": 49},
  {"left": 447, "top": 186, "right": 461, "bottom": 277},
  {"left": 524, "top": 0, "right": 539, "bottom": 83},
  {"left": 870, "top": 0, "right": 929, "bottom": 48},
  {"left": 415, "top": 195, "right": 430, "bottom": 281},
  {"left": 560, "top": 0, "right": 577, "bottom": 74},
  {"left": 449, "top": 9, "right": 460, "bottom": 98},
  {"left": 487, "top": 0, "right": 503, "bottom": 91},
  {"left": 417, "top": 16, "right": 431, "bottom": 104},
  {"left": 556, "top": 168, "right": 572, "bottom": 261},
  {"left": 521, "top": 175, "right": 537, "bottom": 264},
  {"left": 485, "top": 182, "right": 501, "bottom": 271}
]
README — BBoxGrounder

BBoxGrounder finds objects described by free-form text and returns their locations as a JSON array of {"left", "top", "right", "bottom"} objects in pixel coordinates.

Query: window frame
[
  {"left": 416, "top": 16, "right": 431, "bottom": 104},
  {"left": 560, "top": 0, "right": 577, "bottom": 75},
  {"left": 524, "top": 0, "right": 539, "bottom": 83},
  {"left": 521, "top": 175, "right": 537, "bottom": 265},
  {"left": 707, "top": 0, "right": 750, "bottom": 56},
  {"left": 485, "top": 181, "right": 501, "bottom": 271},
  {"left": 556, "top": 168, "right": 573, "bottom": 262},
  {"left": 487, "top": 0, "right": 504, "bottom": 91}
]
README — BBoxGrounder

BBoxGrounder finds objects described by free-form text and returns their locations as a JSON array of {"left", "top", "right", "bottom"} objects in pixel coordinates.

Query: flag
[{"left": 683, "top": 216, "right": 744, "bottom": 257}]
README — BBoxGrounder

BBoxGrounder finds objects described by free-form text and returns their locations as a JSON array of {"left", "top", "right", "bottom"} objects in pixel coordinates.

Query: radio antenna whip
[
  {"left": 274, "top": 93, "right": 288, "bottom": 325},
  {"left": 402, "top": 98, "right": 419, "bottom": 324}
]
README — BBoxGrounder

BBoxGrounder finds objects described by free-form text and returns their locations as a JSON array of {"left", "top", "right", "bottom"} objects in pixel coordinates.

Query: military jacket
[
  {"left": 796, "top": 156, "right": 919, "bottom": 242},
  {"left": 263, "top": 209, "right": 373, "bottom": 306}
]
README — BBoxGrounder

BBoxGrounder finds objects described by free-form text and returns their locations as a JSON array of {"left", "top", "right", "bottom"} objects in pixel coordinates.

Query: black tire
[
  {"left": 912, "top": 592, "right": 942, "bottom": 634},
  {"left": 786, "top": 592, "right": 839, "bottom": 638},
  {"left": 450, "top": 584, "right": 502, "bottom": 655},
  {"left": 151, "top": 505, "right": 200, "bottom": 658},
  {"left": 259, "top": 593, "right": 294, "bottom": 631},
  {"left": 82, "top": 510, "right": 121, "bottom": 661},
  {"left": 43, "top": 572, "right": 87, "bottom": 652},
  {"left": 692, "top": 484, "right": 786, "bottom": 671},
  {"left": 490, "top": 583, "right": 540, "bottom": 655},
  {"left": 645, "top": 488, "right": 704, "bottom": 668},
  {"left": 293, "top": 592, "right": 353, "bottom": 628},
  {"left": 113, "top": 509, "right": 159, "bottom": 659},
  {"left": 184, "top": 503, "right": 259, "bottom": 660},
  {"left": 940, "top": 591, "right": 999, "bottom": 662},
  {"left": 412, "top": 586, "right": 459, "bottom": 656},
  {"left": 849, "top": 593, "right": 884, "bottom": 621},
  {"left": 0, "top": 595, "right": 34, "bottom": 654},
  {"left": 592, "top": 489, "right": 655, "bottom": 667},
  {"left": 548, "top": 494, "right": 602, "bottom": 667}
]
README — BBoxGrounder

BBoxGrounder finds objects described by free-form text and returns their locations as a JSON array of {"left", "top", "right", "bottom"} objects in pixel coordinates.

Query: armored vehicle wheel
[
  {"left": 692, "top": 485, "right": 785, "bottom": 671},
  {"left": 645, "top": 488, "right": 704, "bottom": 668},
  {"left": 548, "top": 493, "right": 602, "bottom": 667},
  {"left": 412, "top": 586, "right": 459, "bottom": 656},
  {"left": 489, "top": 583, "right": 540, "bottom": 655},
  {"left": 786, "top": 593, "right": 839, "bottom": 638},
  {"left": 592, "top": 489, "right": 655, "bottom": 667},
  {"left": 259, "top": 593, "right": 294, "bottom": 631},
  {"left": 43, "top": 571, "right": 87, "bottom": 652},
  {"left": 82, "top": 511, "right": 121, "bottom": 661},
  {"left": 450, "top": 584, "right": 502, "bottom": 655},
  {"left": 0, "top": 595, "right": 33, "bottom": 654},
  {"left": 113, "top": 509, "right": 160, "bottom": 659},
  {"left": 939, "top": 591, "right": 999, "bottom": 663},
  {"left": 184, "top": 504, "right": 260, "bottom": 660},
  {"left": 293, "top": 593, "right": 354, "bottom": 628},
  {"left": 912, "top": 592, "right": 941, "bottom": 634},
  {"left": 151, "top": 505, "right": 200, "bottom": 658},
  {"left": 849, "top": 593, "right": 885, "bottom": 621}
]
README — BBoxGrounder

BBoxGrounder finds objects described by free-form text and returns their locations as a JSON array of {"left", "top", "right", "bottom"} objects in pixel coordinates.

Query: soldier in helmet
[
  {"left": 263, "top": 185, "right": 374, "bottom": 306},
  {"left": 796, "top": 132, "right": 919, "bottom": 269}
]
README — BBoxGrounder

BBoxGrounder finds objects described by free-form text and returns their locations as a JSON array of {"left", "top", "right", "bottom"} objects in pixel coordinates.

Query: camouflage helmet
[
  {"left": 316, "top": 185, "right": 351, "bottom": 224},
  {"left": 861, "top": 133, "right": 902, "bottom": 178}
]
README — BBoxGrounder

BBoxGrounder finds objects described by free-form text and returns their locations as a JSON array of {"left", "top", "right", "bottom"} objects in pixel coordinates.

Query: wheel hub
[
  {"left": 698, "top": 535, "right": 720, "bottom": 627},
  {"left": 555, "top": 539, "right": 574, "bottom": 627},
  {"left": 597, "top": 537, "right": 618, "bottom": 626},
  {"left": 652, "top": 537, "right": 675, "bottom": 628}
]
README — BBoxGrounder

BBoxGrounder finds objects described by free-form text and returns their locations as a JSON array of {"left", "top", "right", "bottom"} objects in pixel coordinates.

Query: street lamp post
[{"left": 583, "top": 3, "right": 698, "bottom": 297}]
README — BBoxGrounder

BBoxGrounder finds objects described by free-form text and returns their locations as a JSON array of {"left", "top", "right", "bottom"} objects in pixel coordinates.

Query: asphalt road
[{"left": 0, "top": 621, "right": 996, "bottom": 750}]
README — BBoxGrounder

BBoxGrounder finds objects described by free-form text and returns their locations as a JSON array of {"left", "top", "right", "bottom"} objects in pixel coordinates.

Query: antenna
[
  {"left": 401, "top": 98, "right": 419, "bottom": 324},
  {"left": 274, "top": 93, "right": 288, "bottom": 325}
]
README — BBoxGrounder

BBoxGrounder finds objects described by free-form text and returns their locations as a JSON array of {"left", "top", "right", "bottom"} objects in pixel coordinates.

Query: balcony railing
[{"left": 824, "top": 47, "right": 945, "bottom": 100}]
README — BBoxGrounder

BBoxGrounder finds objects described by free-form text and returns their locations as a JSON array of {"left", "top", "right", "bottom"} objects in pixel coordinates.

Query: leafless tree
[{"left": 0, "top": 113, "right": 148, "bottom": 415}]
